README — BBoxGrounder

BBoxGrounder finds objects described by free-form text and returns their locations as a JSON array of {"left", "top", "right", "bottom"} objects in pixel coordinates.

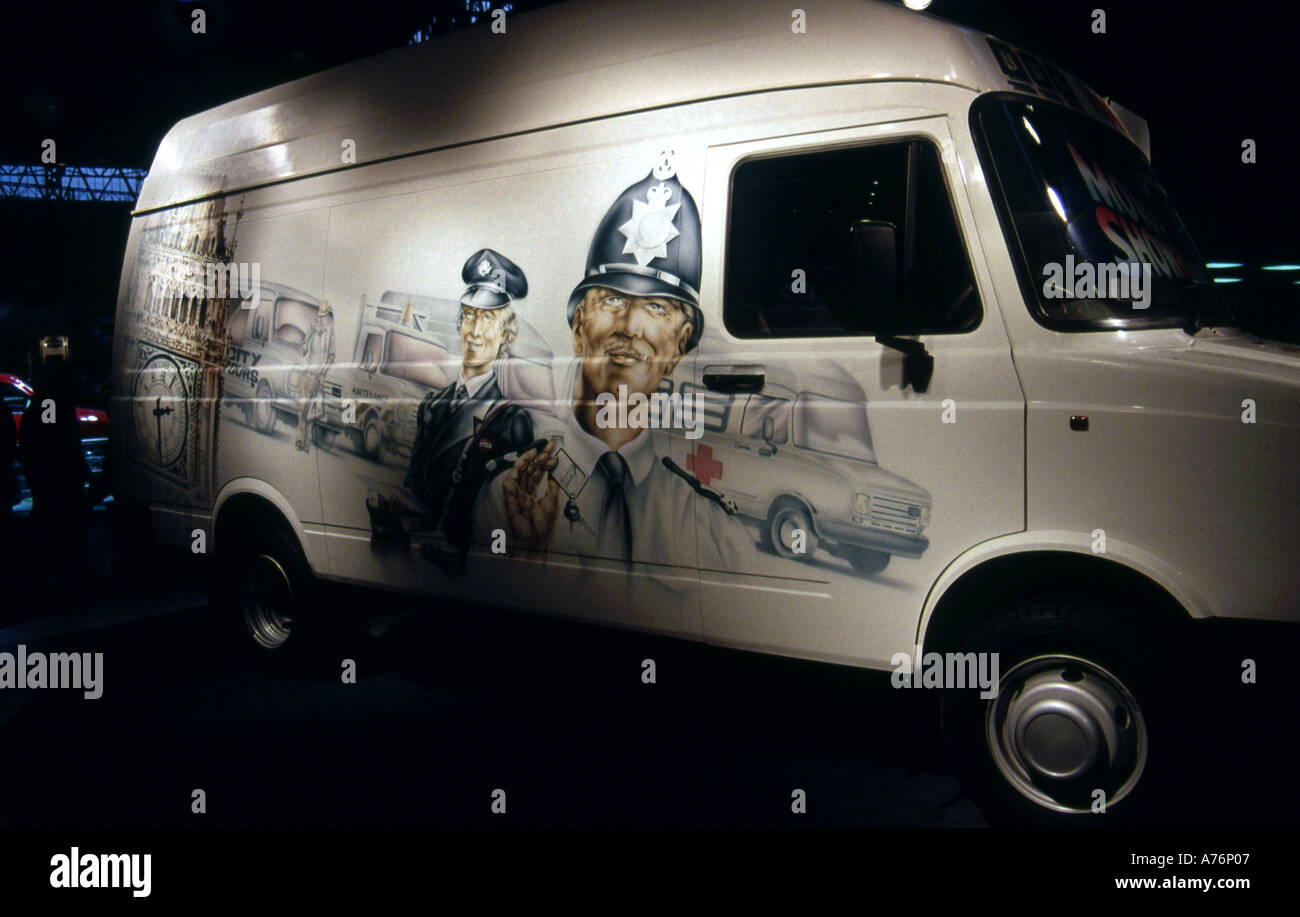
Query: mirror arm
[{"left": 874, "top": 334, "right": 925, "bottom": 356}]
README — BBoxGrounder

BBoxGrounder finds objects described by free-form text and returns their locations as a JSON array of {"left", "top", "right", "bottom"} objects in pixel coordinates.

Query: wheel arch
[
  {"left": 212, "top": 478, "right": 323, "bottom": 574},
  {"left": 919, "top": 534, "right": 1203, "bottom": 655},
  {"left": 766, "top": 492, "right": 822, "bottom": 532}
]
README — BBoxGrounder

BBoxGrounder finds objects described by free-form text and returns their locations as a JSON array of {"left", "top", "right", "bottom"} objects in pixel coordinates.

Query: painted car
[{"left": 2, "top": 372, "right": 111, "bottom": 502}]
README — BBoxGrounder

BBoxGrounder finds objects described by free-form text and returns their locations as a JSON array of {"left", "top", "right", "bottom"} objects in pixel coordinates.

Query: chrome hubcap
[
  {"left": 241, "top": 553, "right": 295, "bottom": 650},
  {"left": 364, "top": 422, "right": 381, "bottom": 455},
  {"left": 986, "top": 654, "right": 1146, "bottom": 813}
]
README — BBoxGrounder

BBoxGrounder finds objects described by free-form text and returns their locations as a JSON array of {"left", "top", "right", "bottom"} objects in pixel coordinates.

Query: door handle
[{"left": 704, "top": 371, "right": 765, "bottom": 393}]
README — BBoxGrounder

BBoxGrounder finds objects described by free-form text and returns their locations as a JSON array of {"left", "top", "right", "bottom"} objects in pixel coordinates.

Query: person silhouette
[
  {"left": 0, "top": 396, "right": 17, "bottom": 584},
  {"left": 18, "top": 361, "right": 91, "bottom": 605}
]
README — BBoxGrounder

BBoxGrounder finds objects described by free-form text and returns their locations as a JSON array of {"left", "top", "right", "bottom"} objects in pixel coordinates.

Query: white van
[{"left": 110, "top": 0, "right": 1300, "bottom": 823}]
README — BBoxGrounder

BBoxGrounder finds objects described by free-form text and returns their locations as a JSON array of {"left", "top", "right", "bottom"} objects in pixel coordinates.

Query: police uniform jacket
[
  {"left": 473, "top": 400, "right": 748, "bottom": 575},
  {"left": 405, "top": 368, "right": 534, "bottom": 549}
]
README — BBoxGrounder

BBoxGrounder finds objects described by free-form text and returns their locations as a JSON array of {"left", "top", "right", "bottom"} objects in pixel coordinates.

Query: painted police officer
[
  {"left": 479, "top": 155, "right": 744, "bottom": 573},
  {"left": 396, "top": 248, "right": 534, "bottom": 571},
  {"left": 294, "top": 300, "right": 335, "bottom": 454}
]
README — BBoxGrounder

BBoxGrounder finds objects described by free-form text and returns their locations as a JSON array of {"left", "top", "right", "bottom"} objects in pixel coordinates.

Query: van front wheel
[
  {"left": 358, "top": 414, "right": 384, "bottom": 461},
  {"left": 253, "top": 379, "right": 277, "bottom": 434},
  {"left": 940, "top": 596, "right": 1177, "bottom": 825},
  {"left": 768, "top": 502, "right": 818, "bottom": 561}
]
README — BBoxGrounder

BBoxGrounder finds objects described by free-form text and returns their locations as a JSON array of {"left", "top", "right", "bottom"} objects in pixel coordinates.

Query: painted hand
[{"left": 501, "top": 440, "right": 559, "bottom": 551}]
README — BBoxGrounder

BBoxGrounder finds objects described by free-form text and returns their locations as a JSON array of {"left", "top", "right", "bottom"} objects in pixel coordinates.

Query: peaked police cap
[{"left": 460, "top": 248, "right": 528, "bottom": 310}]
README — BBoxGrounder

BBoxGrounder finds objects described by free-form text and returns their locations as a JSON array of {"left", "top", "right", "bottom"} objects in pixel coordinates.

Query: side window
[
  {"left": 725, "top": 139, "right": 981, "bottom": 337},
  {"left": 739, "top": 393, "right": 790, "bottom": 443},
  {"left": 251, "top": 302, "right": 271, "bottom": 342},
  {"left": 227, "top": 306, "right": 249, "bottom": 345},
  {"left": 360, "top": 333, "right": 383, "bottom": 372},
  {"left": 382, "top": 332, "right": 447, "bottom": 389}
]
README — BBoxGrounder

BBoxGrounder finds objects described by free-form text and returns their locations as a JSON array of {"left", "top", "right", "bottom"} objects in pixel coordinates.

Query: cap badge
[
  {"left": 477, "top": 258, "right": 492, "bottom": 277},
  {"left": 618, "top": 182, "right": 680, "bottom": 267}
]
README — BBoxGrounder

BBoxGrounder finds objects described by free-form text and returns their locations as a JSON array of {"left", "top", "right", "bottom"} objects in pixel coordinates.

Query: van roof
[{"left": 135, "top": 0, "right": 1109, "bottom": 213}]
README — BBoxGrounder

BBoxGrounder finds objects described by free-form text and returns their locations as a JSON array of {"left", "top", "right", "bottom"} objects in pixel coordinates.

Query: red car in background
[{"left": 1, "top": 372, "right": 110, "bottom": 506}]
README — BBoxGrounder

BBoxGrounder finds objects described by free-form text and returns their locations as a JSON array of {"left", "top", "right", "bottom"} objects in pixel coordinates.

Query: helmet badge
[{"left": 618, "top": 181, "right": 681, "bottom": 267}]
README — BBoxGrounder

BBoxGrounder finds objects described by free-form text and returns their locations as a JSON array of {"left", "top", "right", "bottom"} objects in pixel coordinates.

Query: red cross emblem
[{"left": 687, "top": 444, "right": 723, "bottom": 487}]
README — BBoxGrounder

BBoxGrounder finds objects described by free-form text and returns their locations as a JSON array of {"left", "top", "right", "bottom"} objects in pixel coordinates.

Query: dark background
[
  {"left": 0, "top": 2, "right": 1296, "bottom": 851},
  {"left": 0, "top": 0, "right": 1295, "bottom": 382}
]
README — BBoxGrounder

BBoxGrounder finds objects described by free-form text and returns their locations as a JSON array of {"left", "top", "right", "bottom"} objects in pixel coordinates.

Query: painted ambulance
[
  {"left": 109, "top": 0, "right": 1300, "bottom": 824},
  {"left": 677, "top": 354, "right": 932, "bottom": 574},
  {"left": 319, "top": 291, "right": 462, "bottom": 461}
]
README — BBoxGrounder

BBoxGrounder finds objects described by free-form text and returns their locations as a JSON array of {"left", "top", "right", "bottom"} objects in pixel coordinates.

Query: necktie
[
  {"left": 596, "top": 451, "right": 633, "bottom": 564},
  {"left": 450, "top": 382, "right": 469, "bottom": 411}
]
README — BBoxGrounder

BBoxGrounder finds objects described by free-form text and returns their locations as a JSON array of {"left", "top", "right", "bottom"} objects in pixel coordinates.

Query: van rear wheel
[{"left": 212, "top": 523, "right": 321, "bottom": 662}]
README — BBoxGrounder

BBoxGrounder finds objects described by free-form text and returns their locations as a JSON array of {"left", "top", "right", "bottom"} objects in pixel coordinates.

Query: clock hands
[{"left": 153, "top": 395, "right": 174, "bottom": 465}]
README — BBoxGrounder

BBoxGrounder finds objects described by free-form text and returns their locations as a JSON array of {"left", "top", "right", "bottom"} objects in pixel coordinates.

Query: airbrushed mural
[
  {"left": 142, "top": 152, "right": 932, "bottom": 592},
  {"left": 116, "top": 192, "right": 244, "bottom": 509}
]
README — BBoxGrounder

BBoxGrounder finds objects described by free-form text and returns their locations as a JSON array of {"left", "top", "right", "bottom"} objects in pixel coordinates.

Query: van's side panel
[{"left": 691, "top": 88, "right": 1025, "bottom": 670}]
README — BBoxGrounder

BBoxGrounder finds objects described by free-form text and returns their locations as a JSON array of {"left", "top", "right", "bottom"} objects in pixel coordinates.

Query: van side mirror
[
  {"left": 760, "top": 415, "right": 777, "bottom": 456},
  {"left": 850, "top": 219, "right": 897, "bottom": 318},
  {"left": 853, "top": 219, "right": 934, "bottom": 393}
]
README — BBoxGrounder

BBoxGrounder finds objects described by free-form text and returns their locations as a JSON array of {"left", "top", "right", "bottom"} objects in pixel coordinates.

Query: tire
[
  {"left": 767, "top": 501, "right": 817, "bottom": 561},
  {"left": 848, "top": 546, "right": 890, "bottom": 575},
  {"left": 253, "top": 379, "right": 277, "bottom": 434},
  {"left": 210, "top": 522, "right": 325, "bottom": 665},
  {"left": 940, "top": 595, "right": 1182, "bottom": 826},
  {"left": 359, "top": 413, "right": 383, "bottom": 461}
]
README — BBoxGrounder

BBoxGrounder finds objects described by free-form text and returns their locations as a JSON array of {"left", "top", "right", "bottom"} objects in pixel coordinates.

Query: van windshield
[
  {"left": 974, "top": 97, "right": 1228, "bottom": 330},
  {"left": 383, "top": 332, "right": 447, "bottom": 388},
  {"left": 273, "top": 298, "right": 317, "bottom": 345},
  {"left": 791, "top": 394, "right": 875, "bottom": 463}
]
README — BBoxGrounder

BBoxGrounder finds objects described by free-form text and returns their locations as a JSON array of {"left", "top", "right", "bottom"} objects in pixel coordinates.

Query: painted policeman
[
  {"left": 478, "top": 157, "right": 745, "bottom": 573},
  {"left": 397, "top": 248, "right": 534, "bottom": 571},
  {"left": 294, "top": 300, "right": 335, "bottom": 453}
]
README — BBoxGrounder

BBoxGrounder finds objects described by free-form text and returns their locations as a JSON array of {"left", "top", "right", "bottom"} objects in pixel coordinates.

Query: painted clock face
[{"left": 131, "top": 353, "right": 190, "bottom": 468}]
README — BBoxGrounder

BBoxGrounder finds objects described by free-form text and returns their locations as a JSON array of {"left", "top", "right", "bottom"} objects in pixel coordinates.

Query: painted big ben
[{"left": 118, "top": 191, "right": 242, "bottom": 508}]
